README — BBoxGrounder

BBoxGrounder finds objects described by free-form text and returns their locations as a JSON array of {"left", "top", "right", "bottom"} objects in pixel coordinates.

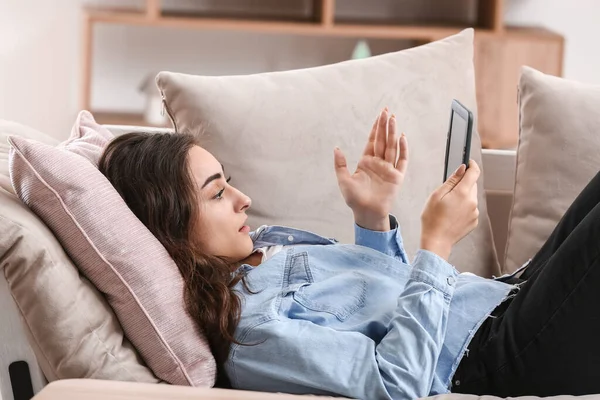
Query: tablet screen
[{"left": 445, "top": 110, "right": 469, "bottom": 181}]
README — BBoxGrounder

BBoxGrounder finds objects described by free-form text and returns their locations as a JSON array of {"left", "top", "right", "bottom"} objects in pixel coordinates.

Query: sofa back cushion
[
  {"left": 504, "top": 67, "right": 600, "bottom": 272},
  {"left": 157, "top": 29, "right": 500, "bottom": 276}
]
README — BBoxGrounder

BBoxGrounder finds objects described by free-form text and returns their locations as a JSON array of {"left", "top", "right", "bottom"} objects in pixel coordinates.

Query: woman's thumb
[
  {"left": 333, "top": 147, "right": 350, "bottom": 182},
  {"left": 439, "top": 164, "right": 467, "bottom": 195}
]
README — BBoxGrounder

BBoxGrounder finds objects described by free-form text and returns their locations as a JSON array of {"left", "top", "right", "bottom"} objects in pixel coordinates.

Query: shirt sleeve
[
  {"left": 354, "top": 214, "right": 409, "bottom": 264},
  {"left": 227, "top": 250, "right": 458, "bottom": 399}
]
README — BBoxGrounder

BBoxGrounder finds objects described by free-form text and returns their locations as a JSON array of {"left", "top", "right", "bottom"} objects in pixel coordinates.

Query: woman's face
[{"left": 187, "top": 145, "right": 254, "bottom": 262}]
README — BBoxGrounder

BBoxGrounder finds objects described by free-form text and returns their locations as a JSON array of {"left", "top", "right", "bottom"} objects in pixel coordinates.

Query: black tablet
[{"left": 443, "top": 99, "right": 474, "bottom": 182}]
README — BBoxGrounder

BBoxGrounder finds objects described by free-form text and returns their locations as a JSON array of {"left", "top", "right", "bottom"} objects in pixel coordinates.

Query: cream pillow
[
  {"left": 157, "top": 29, "right": 499, "bottom": 276},
  {"left": 8, "top": 111, "right": 216, "bottom": 386},
  {"left": 1, "top": 187, "right": 159, "bottom": 383},
  {"left": 504, "top": 67, "right": 600, "bottom": 273},
  {"left": 0, "top": 117, "right": 158, "bottom": 383}
]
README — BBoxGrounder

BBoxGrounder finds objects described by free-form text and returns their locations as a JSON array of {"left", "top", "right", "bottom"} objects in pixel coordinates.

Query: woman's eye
[{"left": 214, "top": 188, "right": 225, "bottom": 200}]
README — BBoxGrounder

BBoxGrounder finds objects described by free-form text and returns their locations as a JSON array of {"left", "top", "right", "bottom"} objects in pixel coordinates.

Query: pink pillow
[
  {"left": 8, "top": 111, "right": 216, "bottom": 386},
  {"left": 60, "top": 110, "right": 114, "bottom": 165}
]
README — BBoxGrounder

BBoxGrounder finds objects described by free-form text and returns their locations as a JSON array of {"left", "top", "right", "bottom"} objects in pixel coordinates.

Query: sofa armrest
[
  {"left": 481, "top": 149, "right": 516, "bottom": 194},
  {"left": 481, "top": 149, "right": 517, "bottom": 271}
]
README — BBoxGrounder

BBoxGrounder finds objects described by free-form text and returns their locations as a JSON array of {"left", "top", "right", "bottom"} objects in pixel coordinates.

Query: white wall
[
  {"left": 505, "top": 0, "right": 600, "bottom": 86},
  {"left": 0, "top": 0, "right": 80, "bottom": 139},
  {"left": 0, "top": 0, "right": 599, "bottom": 140},
  {"left": 91, "top": 27, "right": 412, "bottom": 114}
]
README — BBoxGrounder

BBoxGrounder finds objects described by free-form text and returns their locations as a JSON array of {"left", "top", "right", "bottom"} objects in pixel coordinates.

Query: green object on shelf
[{"left": 351, "top": 39, "right": 372, "bottom": 59}]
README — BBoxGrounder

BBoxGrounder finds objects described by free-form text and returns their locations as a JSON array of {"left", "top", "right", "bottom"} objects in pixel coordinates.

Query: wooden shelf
[
  {"left": 85, "top": 9, "right": 477, "bottom": 41},
  {"left": 80, "top": 2, "right": 501, "bottom": 114},
  {"left": 474, "top": 27, "right": 564, "bottom": 149},
  {"left": 81, "top": 0, "right": 564, "bottom": 149},
  {"left": 81, "top": 1, "right": 507, "bottom": 112}
]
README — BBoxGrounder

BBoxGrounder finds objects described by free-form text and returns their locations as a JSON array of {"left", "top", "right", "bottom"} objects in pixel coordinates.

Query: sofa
[{"left": 2, "top": 29, "right": 600, "bottom": 399}]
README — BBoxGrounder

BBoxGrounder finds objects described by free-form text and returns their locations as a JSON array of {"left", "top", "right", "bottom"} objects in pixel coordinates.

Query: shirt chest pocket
[{"left": 282, "top": 251, "right": 367, "bottom": 322}]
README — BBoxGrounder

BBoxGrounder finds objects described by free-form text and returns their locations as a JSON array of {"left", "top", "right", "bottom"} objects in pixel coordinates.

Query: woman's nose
[{"left": 238, "top": 192, "right": 251, "bottom": 212}]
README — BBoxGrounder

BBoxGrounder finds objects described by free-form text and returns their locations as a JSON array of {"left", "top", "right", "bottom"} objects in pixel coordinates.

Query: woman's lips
[{"left": 239, "top": 225, "right": 250, "bottom": 233}]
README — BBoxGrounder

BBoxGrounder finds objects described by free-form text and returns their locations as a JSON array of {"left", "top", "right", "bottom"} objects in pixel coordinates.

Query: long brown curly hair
[{"left": 99, "top": 132, "right": 244, "bottom": 387}]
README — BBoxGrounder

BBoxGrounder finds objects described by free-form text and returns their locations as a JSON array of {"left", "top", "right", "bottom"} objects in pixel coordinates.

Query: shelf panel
[
  {"left": 86, "top": 9, "right": 564, "bottom": 42},
  {"left": 331, "top": 23, "right": 469, "bottom": 41},
  {"left": 318, "top": 0, "right": 335, "bottom": 26},
  {"left": 86, "top": 9, "right": 490, "bottom": 41},
  {"left": 146, "top": 0, "right": 161, "bottom": 20},
  {"left": 84, "top": 7, "right": 146, "bottom": 17},
  {"left": 477, "top": 0, "right": 504, "bottom": 32}
]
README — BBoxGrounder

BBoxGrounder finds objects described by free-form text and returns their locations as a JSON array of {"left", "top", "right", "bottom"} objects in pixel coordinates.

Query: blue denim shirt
[{"left": 226, "top": 217, "right": 517, "bottom": 399}]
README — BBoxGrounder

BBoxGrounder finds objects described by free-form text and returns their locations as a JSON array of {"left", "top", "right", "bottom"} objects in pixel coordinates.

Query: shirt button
[
  {"left": 455, "top": 380, "right": 461, "bottom": 386},
  {"left": 447, "top": 276, "right": 456, "bottom": 286},
  {"left": 287, "top": 235, "right": 294, "bottom": 242}
]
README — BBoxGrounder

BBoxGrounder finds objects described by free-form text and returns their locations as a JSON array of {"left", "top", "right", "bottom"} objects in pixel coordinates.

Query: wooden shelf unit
[{"left": 82, "top": 0, "right": 563, "bottom": 149}]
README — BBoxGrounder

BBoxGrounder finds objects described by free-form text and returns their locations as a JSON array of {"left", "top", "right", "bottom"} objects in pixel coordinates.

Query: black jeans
[{"left": 452, "top": 169, "right": 600, "bottom": 397}]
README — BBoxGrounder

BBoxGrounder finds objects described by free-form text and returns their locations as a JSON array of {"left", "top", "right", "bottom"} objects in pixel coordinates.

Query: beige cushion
[
  {"left": 157, "top": 29, "right": 499, "bottom": 276},
  {"left": 8, "top": 111, "right": 216, "bottom": 386},
  {"left": 0, "top": 118, "right": 158, "bottom": 383},
  {"left": 1, "top": 187, "right": 158, "bottom": 383},
  {"left": 504, "top": 67, "right": 600, "bottom": 273}
]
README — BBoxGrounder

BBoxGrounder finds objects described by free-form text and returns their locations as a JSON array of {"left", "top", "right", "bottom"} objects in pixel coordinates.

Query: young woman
[{"left": 99, "top": 108, "right": 600, "bottom": 399}]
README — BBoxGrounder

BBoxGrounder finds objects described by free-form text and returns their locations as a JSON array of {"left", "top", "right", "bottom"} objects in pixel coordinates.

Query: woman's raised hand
[{"left": 334, "top": 108, "right": 409, "bottom": 232}]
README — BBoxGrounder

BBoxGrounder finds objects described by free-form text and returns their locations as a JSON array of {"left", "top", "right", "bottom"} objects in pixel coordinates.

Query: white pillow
[
  {"left": 157, "top": 29, "right": 500, "bottom": 276},
  {"left": 504, "top": 67, "right": 600, "bottom": 272}
]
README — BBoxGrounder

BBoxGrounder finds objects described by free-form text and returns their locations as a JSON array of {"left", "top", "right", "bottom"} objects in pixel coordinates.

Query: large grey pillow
[
  {"left": 504, "top": 67, "right": 600, "bottom": 273},
  {"left": 157, "top": 29, "right": 500, "bottom": 277}
]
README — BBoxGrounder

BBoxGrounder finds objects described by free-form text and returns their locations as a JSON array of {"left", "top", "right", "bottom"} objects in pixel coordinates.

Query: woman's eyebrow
[
  {"left": 202, "top": 172, "right": 222, "bottom": 189},
  {"left": 201, "top": 165, "right": 226, "bottom": 189}
]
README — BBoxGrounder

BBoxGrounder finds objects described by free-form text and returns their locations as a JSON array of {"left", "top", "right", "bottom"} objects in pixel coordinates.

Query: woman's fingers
[
  {"left": 396, "top": 133, "right": 409, "bottom": 173},
  {"left": 384, "top": 114, "right": 397, "bottom": 165},
  {"left": 456, "top": 160, "right": 481, "bottom": 197},
  {"left": 333, "top": 147, "right": 351, "bottom": 184},
  {"left": 374, "top": 108, "right": 388, "bottom": 159},
  {"left": 362, "top": 113, "right": 380, "bottom": 157}
]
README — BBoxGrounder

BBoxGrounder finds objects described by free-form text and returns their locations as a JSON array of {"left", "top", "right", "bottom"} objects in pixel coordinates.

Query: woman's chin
[{"left": 241, "top": 235, "right": 255, "bottom": 255}]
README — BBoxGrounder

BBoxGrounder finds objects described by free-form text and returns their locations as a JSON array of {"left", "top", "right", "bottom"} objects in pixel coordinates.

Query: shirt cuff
[
  {"left": 411, "top": 250, "right": 459, "bottom": 295},
  {"left": 354, "top": 215, "right": 408, "bottom": 263}
]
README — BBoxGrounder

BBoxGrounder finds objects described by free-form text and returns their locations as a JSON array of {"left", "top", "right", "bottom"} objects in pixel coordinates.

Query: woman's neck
[{"left": 238, "top": 251, "right": 262, "bottom": 268}]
